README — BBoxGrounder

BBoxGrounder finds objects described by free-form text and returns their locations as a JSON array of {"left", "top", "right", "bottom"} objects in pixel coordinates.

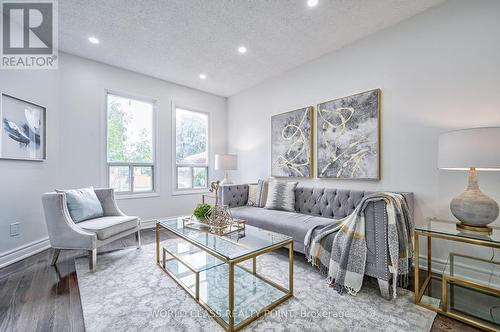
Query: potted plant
[{"left": 193, "top": 203, "right": 212, "bottom": 222}]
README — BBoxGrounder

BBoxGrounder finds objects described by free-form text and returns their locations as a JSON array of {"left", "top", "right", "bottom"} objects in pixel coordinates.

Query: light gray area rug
[{"left": 75, "top": 244, "right": 435, "bottom": 332}]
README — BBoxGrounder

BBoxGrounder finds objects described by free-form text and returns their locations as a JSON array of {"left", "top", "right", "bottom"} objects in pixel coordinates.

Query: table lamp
[
  {"left": 215, "top": 154, "right": 238, "bottom": 185},
  {"left": 438, "top": 127, "right": 500, "bottom": 233}
]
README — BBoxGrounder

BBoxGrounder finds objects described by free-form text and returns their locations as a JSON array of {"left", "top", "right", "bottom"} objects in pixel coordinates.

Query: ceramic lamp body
[{"left": 450, "top": 168, "right": 499, "bottom": 226}]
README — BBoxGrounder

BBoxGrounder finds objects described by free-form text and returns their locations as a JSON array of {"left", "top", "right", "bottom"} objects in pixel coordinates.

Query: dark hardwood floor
[{"left": 0, "top": 229, "right": 478, "bottom": 332}]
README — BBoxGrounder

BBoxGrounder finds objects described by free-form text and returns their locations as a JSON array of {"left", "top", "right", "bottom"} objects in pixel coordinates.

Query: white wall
[
  {"left": 0, "top": 53, "right": 227, "bottom": 266},
  {"left": 0, "top": 70, "right": 60, "bottom": 263},
  {"left": 58, "top": 54, "right": 227, "bottom": 220},
  {"left": 227, "top": 0, "right": 500, "bottom": 262}
]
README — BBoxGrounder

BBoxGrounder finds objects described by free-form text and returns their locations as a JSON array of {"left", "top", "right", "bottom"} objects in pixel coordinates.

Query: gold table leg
[
  {"left": 427, "top": 235, "right": 432, "bottom": 277},
  {"left": 289, "top": 241, "right": 294, "bottom": 295},
  {"left": 156, "top": 223, "right": 160, "bottom": 264},
  {"left": 229, "top": 262, "right": 235, "bottom": 332},
  {"left": 414, "top": 231, "right": 419, "bottom": 303},
  {"left": 195, "top": 272, "right": 200, "bottom": 300},
  {"left": 252, "top": 257, "right": 257, "bottom": 274},
  {"left": 441, "top": 276, "right": 447, "bottom": 312},
  {"left": 450, "top": 253, "right": 455, "bottom": 310}
]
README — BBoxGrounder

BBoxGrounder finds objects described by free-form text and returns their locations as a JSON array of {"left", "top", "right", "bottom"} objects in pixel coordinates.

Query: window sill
[
  {"left": 172, "top": 189, "right": 210, "bottom": 196},
  {"left": 115, "top": 192, "right": 160, "bottom": 200}
]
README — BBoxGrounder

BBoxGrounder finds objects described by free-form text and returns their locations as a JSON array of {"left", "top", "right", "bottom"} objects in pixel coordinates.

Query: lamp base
[
  {"left": 450, "top": 168, "right": 499, "bottom": 229},
  {"left": 456, "top": 222, "right": 492, "bottom": 234},
  {"left": 220, "top": 178, "right": 232, "bottom": 185}
]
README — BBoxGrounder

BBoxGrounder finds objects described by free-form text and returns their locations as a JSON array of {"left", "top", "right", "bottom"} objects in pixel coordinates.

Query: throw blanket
[{"left": 304, "top": 192, "right": 413, "bottom": 298}]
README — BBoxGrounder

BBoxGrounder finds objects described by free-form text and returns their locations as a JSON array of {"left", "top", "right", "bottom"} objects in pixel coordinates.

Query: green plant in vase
[{"left": 193, "top": 203, "right": 212, "bottom": 222}]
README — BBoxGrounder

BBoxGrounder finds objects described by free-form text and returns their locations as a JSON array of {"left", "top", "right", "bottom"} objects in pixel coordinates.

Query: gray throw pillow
[
  {"left": 264, "top": 181, "right": 298, "bottom": 212},
  {"left": 56, "top": 187, "right": 104, "bottom": 223}
]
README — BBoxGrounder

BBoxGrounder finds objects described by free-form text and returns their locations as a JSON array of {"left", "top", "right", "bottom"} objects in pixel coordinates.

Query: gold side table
[{"left": 414, "top": 218, "right": 500, "bottom": 332}]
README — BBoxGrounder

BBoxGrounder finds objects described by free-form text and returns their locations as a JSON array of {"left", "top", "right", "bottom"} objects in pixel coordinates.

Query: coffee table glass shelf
[
  {"left": 414, "top": 218, "right": 500, "bottom": 332},
  {"left": 156, "top": 217, "right": 294, "bottom": 332}
]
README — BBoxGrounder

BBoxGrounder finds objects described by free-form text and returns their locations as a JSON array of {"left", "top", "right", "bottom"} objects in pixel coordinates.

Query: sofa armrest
[
  {"left": 94, "top": 188, "right": 126, "bottom": 216},
  {"left": 364, "top": 192, "right": 415, "bottom": 281},
  {"left": 41, "top": 193, "right": 97, "bottom": 250},
  {"left": 220, "top": 184, "right": 249, "bottom": 207}
]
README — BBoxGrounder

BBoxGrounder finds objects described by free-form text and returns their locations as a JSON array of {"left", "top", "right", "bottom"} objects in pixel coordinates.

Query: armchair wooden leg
[
  {"left": 89, "top": 249, "right": 97, "bottom": 272},
  {"left": 135, "top": 230, "right": 141, "bottom": 249},
  {"left": 51, "top": 248, "right": 61, "bottom": 266}
]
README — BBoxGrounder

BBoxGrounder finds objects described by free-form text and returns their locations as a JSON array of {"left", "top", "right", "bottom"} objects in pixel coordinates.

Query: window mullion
[
  {"left": 130, "top": 164, "right": 134, "bottom": 193},
  {"left": 191, "top": 166, "right": 194, "bottom": 188}
]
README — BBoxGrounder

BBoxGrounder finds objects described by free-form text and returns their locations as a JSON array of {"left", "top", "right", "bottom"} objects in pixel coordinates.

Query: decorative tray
[{"left": 181, "top": 217, "right": 246, "bottom": 236}]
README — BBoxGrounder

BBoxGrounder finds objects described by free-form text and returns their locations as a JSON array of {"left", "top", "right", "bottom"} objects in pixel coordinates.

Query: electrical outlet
[{"left": 10, "top": 222, "right": 20, "bottom": 237}]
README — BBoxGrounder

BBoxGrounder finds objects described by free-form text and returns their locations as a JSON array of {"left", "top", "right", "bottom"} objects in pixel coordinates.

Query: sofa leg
[
  {"left": 51, "top": 248, "right": 61, "bottom": 266},
  {"left": 89, "top": 249, "right": 97, "bottom": 272},
  {"left": 135, "top": 230, "right": 141, "bottom": 249},
  {"left": 378, "top": 278, "right": 391, "bottom": 300}
]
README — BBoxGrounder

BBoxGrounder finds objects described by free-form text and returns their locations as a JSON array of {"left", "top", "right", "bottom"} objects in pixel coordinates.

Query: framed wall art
[
  {"left": 1, "top": 93, "right": 46, "bottom": 161},
  {"left": 271, "top": 106, "right": 313, "bottom": 177},
  {"left": 317, "top": 89, "right": 380, "bottom": 180}
]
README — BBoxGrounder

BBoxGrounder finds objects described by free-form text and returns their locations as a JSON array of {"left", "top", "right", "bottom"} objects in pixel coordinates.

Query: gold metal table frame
[
  {"left": 156, "top": 222, "right": 294, "bottom": 332},
  {"left": 414, "top": 227, "right": 500, "bottom": 332}
]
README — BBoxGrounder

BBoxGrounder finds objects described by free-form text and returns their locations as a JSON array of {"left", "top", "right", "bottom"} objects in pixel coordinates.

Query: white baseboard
[
  {"left": 140, "top": 219, "right": 158, "bottom": 229},
  {"left": 0, "top": 237, "right": 51, "bottom": 269},
  {"left": 418, "top": 254, "right": 499, "bottom": 286},
  {"left": 140, "top": 216, "right": 185, "bottom": 230},
  {"left": 0, "top": 216, "right": 181, "bottom": 269}
]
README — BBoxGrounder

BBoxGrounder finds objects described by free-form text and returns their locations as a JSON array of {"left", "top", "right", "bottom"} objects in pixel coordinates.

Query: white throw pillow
[
  {"left": 247, "top": 179, "right": 268, "bottom": 207},
  {"left": 264, "top": 181, "right": 298, "bottom": 212},
  {"left": 247, "top": 183, "right": 258, "bottom": 206}
]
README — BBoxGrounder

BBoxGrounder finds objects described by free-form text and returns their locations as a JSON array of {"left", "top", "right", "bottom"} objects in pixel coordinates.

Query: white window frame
[
  {"left": 172, "top": 102, "right": 211, "bottom": 195},
  {"left": 105, "top": 90, "right": 158, "bottom": 198}
]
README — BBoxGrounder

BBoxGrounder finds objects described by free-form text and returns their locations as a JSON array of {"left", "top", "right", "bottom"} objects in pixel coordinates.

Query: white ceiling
[{"left": 59, "top": 0, "right": 445, "bottom": 97}]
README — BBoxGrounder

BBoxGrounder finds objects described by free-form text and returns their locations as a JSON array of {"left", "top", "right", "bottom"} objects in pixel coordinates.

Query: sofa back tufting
[
  {"left": 221, "top": 184, "right": 413, "bottom": 221},
  {"left": 295, "top": 187, "right": 369, "bottom": 219}
]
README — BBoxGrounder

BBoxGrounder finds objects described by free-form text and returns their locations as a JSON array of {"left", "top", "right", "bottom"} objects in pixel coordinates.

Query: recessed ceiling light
[
  {"left": 88, "top": 36, "right": 100, "bottom": 44},
  {"left": 307, "top": 0, "right": 318, "bottom": 7},
  {"left": 238, "top": 46, "right": 247, "bottom": 54},
  {"left": 199, "top": 73, "right": 207, "bottom": 80}
]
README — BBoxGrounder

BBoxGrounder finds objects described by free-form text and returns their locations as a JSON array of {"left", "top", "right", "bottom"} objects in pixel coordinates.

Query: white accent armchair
[{"left": 41, "top": 188, "right": 141, "bottom": 272}]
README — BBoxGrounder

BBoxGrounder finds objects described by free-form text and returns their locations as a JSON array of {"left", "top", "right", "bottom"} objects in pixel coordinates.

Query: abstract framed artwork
[
  {"left": 317, "top": 89, "right": 380, "bottom": 180},
  {"left": 271, "top": 106, "right": 314, "bottom": 177},
  {"left": 0, "top": 94, "right": 46, "bottom": 161}
]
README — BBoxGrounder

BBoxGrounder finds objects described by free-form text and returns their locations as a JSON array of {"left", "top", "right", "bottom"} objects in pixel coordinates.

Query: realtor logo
[{"left": 1, "top": 0, "right": 58, "bottom": 69}]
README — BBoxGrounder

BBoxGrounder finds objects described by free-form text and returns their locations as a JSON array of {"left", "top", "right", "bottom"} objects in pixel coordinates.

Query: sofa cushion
[
  {"left": 78, "top": 216, "right": 138, "bottom": 240},
  {"left": 230, "top": 206, "right": 333, "bottom": 251},
  {"left": 56, "top": 187, "right": 104, "bottom": 223}
]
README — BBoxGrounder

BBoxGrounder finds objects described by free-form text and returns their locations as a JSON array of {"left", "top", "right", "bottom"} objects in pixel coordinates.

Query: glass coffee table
[{"left": 155, "top": 217, "right": 294, "bottom": 332}]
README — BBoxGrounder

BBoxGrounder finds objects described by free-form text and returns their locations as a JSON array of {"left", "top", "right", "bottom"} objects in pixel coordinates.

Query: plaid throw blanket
[{"left": 304, "top": 192, "right": 413, "bottom": 298}]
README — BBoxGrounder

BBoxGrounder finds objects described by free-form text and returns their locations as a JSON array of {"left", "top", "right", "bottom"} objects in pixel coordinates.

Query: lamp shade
[
  {"left": 215, "top": 154, "right": 238, "bottom": 171},
  {"left": 438, "top": 127, "right": 500, "bottom": 170}
]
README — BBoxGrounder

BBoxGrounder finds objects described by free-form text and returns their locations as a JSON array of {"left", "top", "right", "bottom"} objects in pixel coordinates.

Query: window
[
  {"left": 106, "top": 92, "right": 155, "bottom": 193},
  {"left": 175, "top": 107, "right": 209, "bottom": 191}
]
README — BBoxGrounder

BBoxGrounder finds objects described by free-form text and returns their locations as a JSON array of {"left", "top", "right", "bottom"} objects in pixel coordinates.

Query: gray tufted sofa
[{"left": 220, "top": 184, "right": 414, "bottom": 299}]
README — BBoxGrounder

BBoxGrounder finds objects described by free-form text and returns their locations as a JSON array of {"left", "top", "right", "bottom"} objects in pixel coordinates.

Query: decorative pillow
[
  {"left": 247, "top": 183, "right": 259, "bottom": 206},
  {"left": 257, "top": 180, "right": 269, "bottom": 208},
  {"left": 247, "top": 179, "right": 269, "bottom": 207},
  {"left": 264, "top": 181, "right": 298, "bottom": 212},
  {"left": 56, "top": 187, "right": 104, "bottom": 223}
]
